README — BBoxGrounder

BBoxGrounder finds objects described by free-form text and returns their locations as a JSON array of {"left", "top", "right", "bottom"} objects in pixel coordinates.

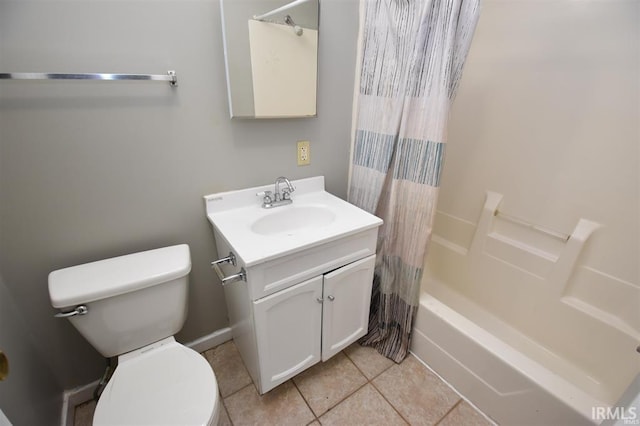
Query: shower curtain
[{"left": 348, "top": 0, "right": 480, "bottom": 362}]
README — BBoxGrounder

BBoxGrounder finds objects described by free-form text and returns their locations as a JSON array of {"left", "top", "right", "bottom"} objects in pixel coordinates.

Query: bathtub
[
  {"left": 412, "top": 284, "right": 604, "bottom": 425},
  {"left": 410, "top": 197, "right": 640, "bottom": 425}
]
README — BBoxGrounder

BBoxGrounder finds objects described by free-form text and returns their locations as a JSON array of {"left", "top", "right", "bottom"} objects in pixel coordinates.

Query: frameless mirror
[{"left": 220, "top": 0, "right": 319, "bottom": 118}]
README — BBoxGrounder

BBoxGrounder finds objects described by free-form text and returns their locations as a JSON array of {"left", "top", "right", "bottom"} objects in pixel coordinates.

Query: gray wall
[
  {"left": 0, "top": 0, "right": 360, "bottom": 391},
  {"left": 0, "top": 274, "right": 62, "bottom": 425}
]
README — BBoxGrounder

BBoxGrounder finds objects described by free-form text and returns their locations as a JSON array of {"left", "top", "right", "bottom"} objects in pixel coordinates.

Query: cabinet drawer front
[
  {"left": 253, "top": 276, "right": 323, "bottom": 393},
  {"left": 248, "top": 229, "right": 377, "bottom": 300},
  {"left": 322, "top": 254, "right": 376, "bottom": 361}
]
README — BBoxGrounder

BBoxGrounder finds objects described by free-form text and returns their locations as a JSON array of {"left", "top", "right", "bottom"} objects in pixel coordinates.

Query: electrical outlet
[{"left": 297, "top": 140, "right": 310, "bottom": 166}]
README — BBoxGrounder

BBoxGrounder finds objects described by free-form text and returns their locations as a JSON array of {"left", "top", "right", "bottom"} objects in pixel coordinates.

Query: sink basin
[
  {"left": 251, "top": 205, "right": 336, "bottom": 236},
  {"left": 204, "top": 176, "right": 383, "bottom": 266}
]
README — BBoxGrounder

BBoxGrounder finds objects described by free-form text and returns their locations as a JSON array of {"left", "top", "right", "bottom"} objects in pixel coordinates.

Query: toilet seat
[{"left": 93, "top": 337, "right": 219, "bottom": 426}]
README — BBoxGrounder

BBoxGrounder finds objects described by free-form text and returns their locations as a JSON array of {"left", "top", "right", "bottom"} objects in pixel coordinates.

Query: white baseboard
[
  {"left": 186, "top": 327, "right": 233, "bottom": 354},
  {"left": 61, "top": 379, "right": 100, "bottom": 426},
  {"left": 60, "top": 327, "right": 233, "bottom": 426}
]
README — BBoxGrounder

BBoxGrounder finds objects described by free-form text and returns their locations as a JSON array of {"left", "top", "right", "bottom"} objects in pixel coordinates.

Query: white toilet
[{"left": 48, "top": 244, "right": 219, "bottom": 426}]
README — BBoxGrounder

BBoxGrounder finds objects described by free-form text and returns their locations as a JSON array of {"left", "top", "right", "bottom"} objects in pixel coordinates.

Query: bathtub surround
[
  {"left": 412, "top": 0, "right": 640, "bottom": 423},
  {"left": 348, "top": 0, "right": 480, "bottom": 362}
]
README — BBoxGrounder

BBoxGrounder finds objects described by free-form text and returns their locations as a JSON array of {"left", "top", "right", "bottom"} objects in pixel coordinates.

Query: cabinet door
[
  {"left": 253, "top": 276, "right": 323, "bottom": 393},
  {"left": 321, "top": 255, "right": 375, "bottom": 361}
]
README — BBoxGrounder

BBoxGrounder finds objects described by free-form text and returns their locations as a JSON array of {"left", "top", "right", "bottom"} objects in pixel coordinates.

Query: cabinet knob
[
  {"left": 327, "top": 295, "right": 335, "bottom": 301},
  {"left": 316, "top": 298, "right": 323, "bottom": 303}
]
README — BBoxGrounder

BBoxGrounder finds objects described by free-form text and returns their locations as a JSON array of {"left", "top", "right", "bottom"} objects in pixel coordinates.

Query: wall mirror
[{"left": 220, "top": 0, "right": 319, "bottom": 118}]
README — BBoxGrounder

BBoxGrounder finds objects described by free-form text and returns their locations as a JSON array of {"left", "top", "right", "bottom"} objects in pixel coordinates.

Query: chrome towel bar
[
  {"left": 0, "top": 70, "right": 178, "bottom": 87},
  {"left": 211, "top": 252, "right": 247, "bottom": 286}
]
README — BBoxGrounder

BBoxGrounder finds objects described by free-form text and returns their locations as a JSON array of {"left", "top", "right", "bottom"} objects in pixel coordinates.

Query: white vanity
[{"left": 204, "top": 176, "right": 382, "bottom": 394}]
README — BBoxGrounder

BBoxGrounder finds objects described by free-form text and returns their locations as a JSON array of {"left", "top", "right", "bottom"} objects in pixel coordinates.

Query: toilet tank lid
[{"left": 48, "top": 244, "right": 191, "bottom": 308}]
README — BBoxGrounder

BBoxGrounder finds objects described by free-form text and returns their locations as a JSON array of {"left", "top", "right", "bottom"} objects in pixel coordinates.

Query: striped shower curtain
[{"left": 348, "top": 0, "right": 480, "bottom": 362}]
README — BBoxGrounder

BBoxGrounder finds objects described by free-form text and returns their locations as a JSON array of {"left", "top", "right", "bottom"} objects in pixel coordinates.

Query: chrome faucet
[
  {"left": 258, "top": 176, "right": 296, "bottom": 209},
  {"left": 274, "top": 176, "right": 295, "bottom": 202}
]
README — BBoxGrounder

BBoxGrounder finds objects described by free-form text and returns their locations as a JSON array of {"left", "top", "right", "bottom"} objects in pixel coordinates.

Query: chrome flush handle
[{"left": 54, "top": 305, "right": 88, "bottom": 318}]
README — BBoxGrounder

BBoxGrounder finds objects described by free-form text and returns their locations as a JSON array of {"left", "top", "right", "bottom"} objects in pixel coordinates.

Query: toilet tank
[{"left": 48, "top": 245, "right": 192, "bottom": 358}]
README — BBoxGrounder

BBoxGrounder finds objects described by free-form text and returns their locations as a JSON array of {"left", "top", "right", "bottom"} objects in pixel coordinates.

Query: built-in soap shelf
[{"left": 470, "top": 191, "right": 600, "bottom": 284}]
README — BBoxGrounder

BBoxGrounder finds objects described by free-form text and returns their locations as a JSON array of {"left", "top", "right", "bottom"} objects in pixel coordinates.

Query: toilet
[{"left": 48, "top": 244, "right": 219, "bottom": 426}]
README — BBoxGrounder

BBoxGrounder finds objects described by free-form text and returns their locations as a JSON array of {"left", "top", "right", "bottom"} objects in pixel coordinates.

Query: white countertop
[{"left": 204, "top": 176, "right": 383, "bottom": 267}]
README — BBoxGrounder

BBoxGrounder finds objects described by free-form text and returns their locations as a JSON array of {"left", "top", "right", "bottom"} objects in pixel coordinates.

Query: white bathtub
[
  {"left": 412, "top": 283, "right": 604, "bottom": 425},
  {"left": 410, "top": 203, "right": 640, "bottom": 425}
]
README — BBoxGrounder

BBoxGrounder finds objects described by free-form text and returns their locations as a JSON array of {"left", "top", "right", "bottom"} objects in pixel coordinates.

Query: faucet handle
[{"left": 256, "top": 190, "right": 273, "bottom": 203}]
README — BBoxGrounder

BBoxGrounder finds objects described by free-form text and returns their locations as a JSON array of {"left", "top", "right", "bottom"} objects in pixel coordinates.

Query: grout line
[
  {"left": 213, "top": 340, "right": 257, "bottom": 403},
  {"left": 433, "top": 399, "right": 462, "bottom": 426},
  {"left": 220, "top": 398, "right": 233, "bottom": 426},
  {"left": 318, "top": 381, "right": 371, "bottom": 423},
  {"left": 290, "top": 378, "right": 319, "bottom": 424},
  {"left": 296, "top": 350, "right": 372, "bottom": 421},
  {"left": 221, "top": 381, "right": 253, "bottom": 401},
  {"left": 342, "top": 344, "right": 395, "bottom": 381},
  {"left": 369, "top": 378, "right": 411, "bottom": 425},
  {"left": 315, "top": 350, "right": 392, "bottom": 423},
  {"left": 332, "top": 351, "right": 377, "bottom": 409},
  {"left": 344, "top": 344, "right": 410, "bottom": 424}
]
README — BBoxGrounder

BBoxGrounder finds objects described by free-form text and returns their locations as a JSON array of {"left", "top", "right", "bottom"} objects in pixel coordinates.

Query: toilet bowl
[
  {"left": 48, "top": 244, "right": 219, "bottom": 425},
  {"left": 93, "top": 337, "right": 218, "bottom": 426}
]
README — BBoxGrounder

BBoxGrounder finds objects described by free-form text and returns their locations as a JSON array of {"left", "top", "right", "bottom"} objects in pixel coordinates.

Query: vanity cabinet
[
  {"left": 214, "top": 228, "right": 378, "bottom": 394},
  {"left": 253, "top": 255, "right": 375, "bottom": 392},
  {"left": 204, "top": 176, "right": 383, "bottom": 395}
]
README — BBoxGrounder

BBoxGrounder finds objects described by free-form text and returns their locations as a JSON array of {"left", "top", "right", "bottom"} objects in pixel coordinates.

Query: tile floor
[{"left": 74, "top": 341, "right": 495, "bottom": 426}]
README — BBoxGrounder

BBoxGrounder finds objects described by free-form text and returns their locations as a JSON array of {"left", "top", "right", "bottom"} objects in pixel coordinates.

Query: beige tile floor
[{"left": 74, "top": 341, "right": 495, "bottom": 426}]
